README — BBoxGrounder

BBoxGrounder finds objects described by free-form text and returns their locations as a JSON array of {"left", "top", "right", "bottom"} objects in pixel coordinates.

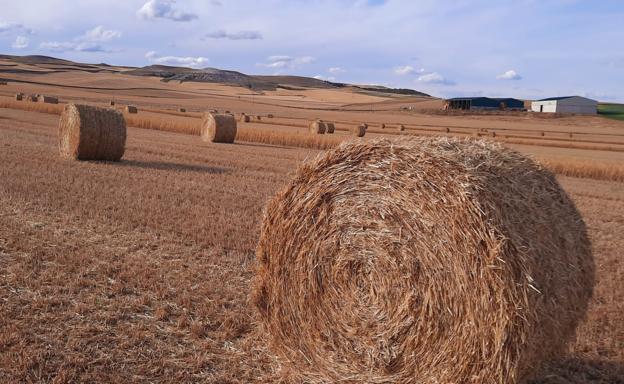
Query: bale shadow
[
  {"left": 530, "top": 357, "right": 624, "bottom": 384},
  {"left": 234, "top": 141, "right": 294, "bottom": 150},
  {"left": 119, "top": 159, "right": 229, "bottom": 174}
]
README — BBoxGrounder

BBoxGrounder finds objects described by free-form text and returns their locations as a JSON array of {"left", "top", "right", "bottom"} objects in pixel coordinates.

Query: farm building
[
  {"left": 446, "top": 97, "right": 524, "bottom": 111},
  {"left": 531, "top": 96, "right": 597, "bottom": 114}
]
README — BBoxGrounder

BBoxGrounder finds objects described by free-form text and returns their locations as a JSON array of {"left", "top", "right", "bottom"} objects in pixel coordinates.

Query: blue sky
[{"left": 1, "top": 0, "right": 623, "bottom": 101}]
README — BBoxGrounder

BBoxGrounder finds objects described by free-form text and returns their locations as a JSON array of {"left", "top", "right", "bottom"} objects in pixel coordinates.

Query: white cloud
[
  {"left": 328, "top": 67, "right": 345, "bottom": 74},
  {"left": 40, "top": 41, "right": 107, "bottom": 52},
  {"left": 257, "top": 55, "right": 315, "bottom": 70},
  {"left": 417, "top": 72, "right": 454, "bottom": 85},
  {"left": 12, "top": 35, "right": 29, "bottom": 49},
  {"left": 394, "top": 65, "right": 416, "bottom": 75},
  {"left": 0, "top": 21, "right": 34, "bottom": 34},
  {"left": 203, "top": 30, "right": 262, "bottom": 40},
  {"left": 296, "top": 56, "right": 315, "bottom": 64},
  {"left": 394, "top": 65, "right": 426, "bottom": 76},
  {"left": 145, "top": 51, "right": 209, "bottom": 68},
  {"left": 82, "top": 26, "right": 122, "bottom": 42},
  {"left": 496, "top": 69, "right": 522, "bottom": 80},
  {"left": 138, "top": 0, "right": 198, "bottom": 22}
]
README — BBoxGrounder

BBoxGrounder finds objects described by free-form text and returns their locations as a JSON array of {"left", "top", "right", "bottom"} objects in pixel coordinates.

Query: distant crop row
[{"left": 1, "top": 97, "right": 623, "bottom": 182}]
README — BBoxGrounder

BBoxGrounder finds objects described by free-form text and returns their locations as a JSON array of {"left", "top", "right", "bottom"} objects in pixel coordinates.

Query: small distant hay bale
[
  {"left": 325, "top": 122, "right": 336, "bottom": 134},
  {"left": 15, "top": 93, "right": 24, "bottom": 101},
  {"left": 541, "top": 131, "right": 545, "bottom": 137},
  {"left": 398, "top": 124, "right": 406, "bottom": 132},
  {"left": 268, "top": 114, "right": 274, "bottom": 118},
  {"left": 309, "top": 120, "right": 327, "bottom": 134},
  {"left": 202, "top": 112, "right": 237, "bottom": 143},
  {"left": 126, "top": 105, "right": 138, "bottom": 114},
  {"left": 240, "top": 113, "right": 251, "bottom": 123},
  {"left": 381, "top": 123, "right": 386, "bottom": 129},
  {"left": 352, "top": 124, "right": 366, "bottom": 137},
  {"left": 256, "top": 115, "right": 262, "bottom": 121},
  {"left": 41, "top": 95, "right": 59, "bottom": 104},
  {"left": 179, "top": 108, "right": 186, "bottom": 113},
  {"left": 252, "top": 137, "right": 594, "bottom": 384},
  {"left": 444, "top": 127, "right": 450, "bottom": 133},
  {"left": 58, "top": 103, "right": 126, "bottom": 161},
  {"left": 27, "top": 94, "right": 39, "bottom": 102},
  {"left": 491, "top": 131, "right": 497, "bottom": 138},
  {"left": 109, "top": 100, "right": 115, "bottom": 106}
]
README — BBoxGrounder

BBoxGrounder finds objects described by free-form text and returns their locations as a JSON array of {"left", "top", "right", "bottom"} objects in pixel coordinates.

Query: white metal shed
[{"left": 531, "top": 96, "right": 597, "bottom": 114}]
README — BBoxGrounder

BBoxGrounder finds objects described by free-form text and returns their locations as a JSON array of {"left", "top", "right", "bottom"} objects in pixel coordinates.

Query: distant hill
[{"left": 0, "top": 54, "right": 430, "bottom": 96}]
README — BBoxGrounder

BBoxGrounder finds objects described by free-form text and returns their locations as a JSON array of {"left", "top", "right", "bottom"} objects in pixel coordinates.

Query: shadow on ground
[
  {"left": 530, "top": 357, "right": 624, "bottom": 384},
  {"left": 119, "top": 159, "right": 229, "bottom": 174}
]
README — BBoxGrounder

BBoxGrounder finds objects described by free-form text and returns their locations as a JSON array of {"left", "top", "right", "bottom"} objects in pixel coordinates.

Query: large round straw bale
[
  {"left": 325, "top": 122, "right": 335, "bottom": 134},
  {"left": 202, "top": 112, "right": 237, "bottom": 143},
  {"left": 58, "top": 103, "right": 126, "bottom": 161},
  {"left": 15, "top": 93, "right": 24, "bottom": 101},
  {"left": 352, "top": 124, "right": 366, "bottom": 137},
  {"left": 398, "top": 124, "right": 406, "bottom": 131},
  {"left": 309, "top": 120, "right": 326, "bottom": 134},
  {"left": 126, "top": 105, "right": 138, "bottom": 114},
  {"left": 240, "top": 113, "right": 251, "bottom": 123},
  {"left": 252, "top": 137, "right": 594, "bottom": 384}
]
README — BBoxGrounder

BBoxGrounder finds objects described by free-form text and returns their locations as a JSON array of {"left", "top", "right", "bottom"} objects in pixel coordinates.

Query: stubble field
[{"left": 1, "top": 62, "right": 623, "bottom": 383}]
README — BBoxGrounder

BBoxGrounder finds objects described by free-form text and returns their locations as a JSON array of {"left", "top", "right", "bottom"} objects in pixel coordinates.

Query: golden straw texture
[
  {"left": 309, "top": 120, "right": 327, "bottom": 134},
  {"left": 253, "top": 137, "right": 594, "bottom": 384},
  {"left": 201, "top": 112, "right": 237, "bottom": 143},
  {"left": 58, "top": 103, "right": 126, "bottom": 161}
]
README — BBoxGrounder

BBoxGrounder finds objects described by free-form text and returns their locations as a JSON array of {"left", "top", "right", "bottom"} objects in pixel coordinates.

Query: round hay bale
[
  {"left": 41, "top": 95, "right": 59, "bottom": 104},
  {"left": 491, "top": 131, "right": 497, "bottom": 138},
  {"left": 541, "top": 131, "right": 545, "bottom": 137},
  {"left": 126, "top": 105, "right": 138, "bottom": 114},
  {"left": 252, "top": 137, "right": 594, "bottom": 384},
  {"left": 15, "top": 93, "right": 24, "bottom": 101},
  {"left": 398, "top": 124, "right": 406, "bottom": 132},
  {"left": 325, "top": 122, "right": 336, "bottom": 134},
  {"left": 179, "top": 108, "right": 186, "bottom": 113},
  {"left": 309, "top": 120, "right": 326, "bottom": 134},
  {"left": 444, "top": 127, "right": 450, "bottom": 133},
  {"left": 58, "top": 103, "right": 126, "bottom": 161},
  {"left": 27, "top": 94, "right": 38, "bottom": 102},
  {"left": 202, "top": 112, "right": 237, "bottom": 143},
  {"left": 109, "top": 100, "right": 115, "bottom": 106},
  {"left": 240, "top": 114, "right": 251, "bottom": 123},
  {"left": 256, "top": 115, "right": 262, "bottom": 121},
  {"left": 352, "top": 124, "right": 366, "bottom": 137},
  {"left": 381, "top": 123, "right": 386, "bottom": 129}
]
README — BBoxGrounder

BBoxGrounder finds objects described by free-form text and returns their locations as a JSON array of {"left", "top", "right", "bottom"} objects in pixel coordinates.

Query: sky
[{"left": 1, "top": 0, "right": 623, "bottom": 101}]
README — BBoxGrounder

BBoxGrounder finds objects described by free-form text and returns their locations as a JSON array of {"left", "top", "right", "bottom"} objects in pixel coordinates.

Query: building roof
[{"left": 537, "top": 95, "right": 597, "bottom": 102}]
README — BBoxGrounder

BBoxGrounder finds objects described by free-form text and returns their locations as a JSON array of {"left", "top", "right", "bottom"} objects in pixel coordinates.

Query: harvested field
[
  {"left": 0, "top": 108, "right": 622, "bottom": 383},
  {"left": 0, "top": 54, "right": 623, "bottom": 383}
]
